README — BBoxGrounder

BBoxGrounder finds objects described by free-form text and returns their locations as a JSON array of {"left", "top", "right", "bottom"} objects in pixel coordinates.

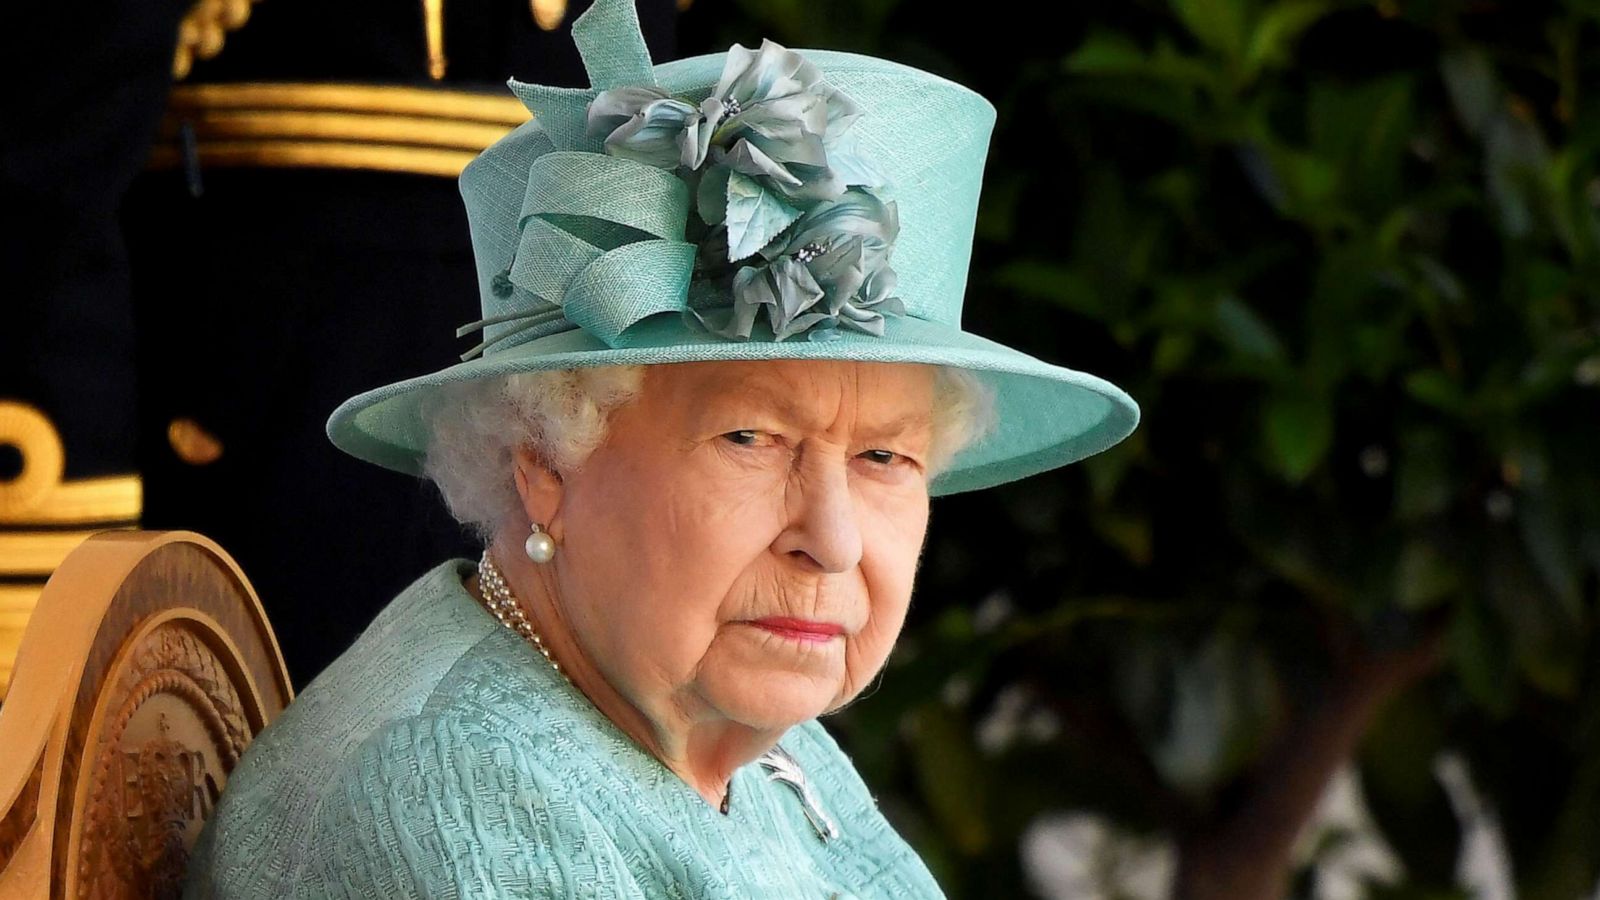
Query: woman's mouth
[{"left": 745, "top": 617, "right": 844, "bottom": 643}]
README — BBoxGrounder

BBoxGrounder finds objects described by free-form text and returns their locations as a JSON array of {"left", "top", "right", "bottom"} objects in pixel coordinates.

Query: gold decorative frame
[
  {"left": 0, "top": 402, "right": 142, "bottom": 698},
  {"left": 145, "top": 82, "right": 533, "bottom": 178},
  {"left": 172, "top": 0, "right": 264, "bottom": 80}
]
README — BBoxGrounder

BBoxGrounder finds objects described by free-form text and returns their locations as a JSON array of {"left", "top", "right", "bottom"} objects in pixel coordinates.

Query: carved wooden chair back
[{"left": 0, "top": 531, "right": 292, "bottom": 899}]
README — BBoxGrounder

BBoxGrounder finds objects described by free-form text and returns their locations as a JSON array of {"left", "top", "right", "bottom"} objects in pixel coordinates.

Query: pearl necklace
[
  {"left": 470, "top": 549, "right": 736, "bottom": 816},
  {"left": 475, "top": 549, "right": 567, "bottom": 683}
]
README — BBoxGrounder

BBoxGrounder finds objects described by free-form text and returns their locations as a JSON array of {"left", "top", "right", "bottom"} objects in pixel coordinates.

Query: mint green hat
[{"left": 325, "top": 0, "right": 1139, "bottom": 496}]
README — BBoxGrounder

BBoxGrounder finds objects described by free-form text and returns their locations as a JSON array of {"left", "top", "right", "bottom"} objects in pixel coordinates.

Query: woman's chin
[{"left": 696, "top": 665, "right": 841, "bottom": 732}]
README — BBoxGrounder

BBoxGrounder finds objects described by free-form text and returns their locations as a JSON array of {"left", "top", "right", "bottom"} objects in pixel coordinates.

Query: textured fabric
[
  {"left": 323, "top": 0, "right": 1141, "bottom": 498},
  {"left": 183, "top": 558, "right": 946, "bottom": 899}
]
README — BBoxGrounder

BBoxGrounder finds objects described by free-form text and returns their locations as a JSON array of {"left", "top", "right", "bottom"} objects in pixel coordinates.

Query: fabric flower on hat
[
  {"left": 585, "top": 37, "right": 903, "bottom": 342},
  {"left": 694, "top": 188, "right": 904, "bottom": 341}
]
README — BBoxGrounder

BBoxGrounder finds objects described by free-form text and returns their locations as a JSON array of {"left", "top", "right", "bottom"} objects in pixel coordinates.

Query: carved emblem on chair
[
  {"left": 0, "top": 532, "right": 293, "bottom": 899},
  {"left": 79, "top": 624, "right": 254, "bottom": 900}
]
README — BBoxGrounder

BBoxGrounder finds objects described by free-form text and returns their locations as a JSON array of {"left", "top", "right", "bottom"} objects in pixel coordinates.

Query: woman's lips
[{"left": 746, "top": 617, "right": 844, "bottom": 643}]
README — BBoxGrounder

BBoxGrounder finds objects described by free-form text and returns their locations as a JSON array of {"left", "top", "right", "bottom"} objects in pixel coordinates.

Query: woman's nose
[{"left": 772, "top": 451, "right": 864, "bottom": 574}]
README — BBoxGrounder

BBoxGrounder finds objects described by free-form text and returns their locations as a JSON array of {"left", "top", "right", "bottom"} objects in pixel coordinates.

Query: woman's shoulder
[
  {"left": 183, "top": 558, "right": 516, "bottom": 899},
  {"left": 233, "top": 557, "right": 499, "bottom": 763}
]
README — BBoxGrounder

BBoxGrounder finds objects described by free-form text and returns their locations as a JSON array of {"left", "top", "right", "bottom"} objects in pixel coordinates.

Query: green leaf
[
  {"left": 695, "top": 164, "right": 730, "bottom": 227},
  {"left": 1404, "top": 370, "right": 1471, "bottom": 416},
  {"left": 1306, "top": 74, "right": 1415, "bottom": 208},
  {"left": 1264, "top": 389, "right": 1334, "bottom": 483},
  {"left": 1439, "top": 48, "right": 1500, "bottom": 139},
  {"left": 1244, "top": 0, "right": 1332, "bottom": 80},
  {"left": 1273, "top": 143, "right": 1341, "bottom": 211},
  {"left": 1065, "top": 29, "right": 1220, "bottom": 99},
  {"left": 723, "top": 171, "right": 801, "bottom": 262},
  {"left": 1359, "top": 685, "right": 1460, "bottom": 881},
  {"left": 905, "top": 704, "right": 991, "bottom": 855},
  {"left": 1153, "top": 331, "right": 1197, "bottom": 374},
  {"left": 1517, "top": 738, "right": 1600, "bottom": 900},
  {"left": 1518, "top": 484, "right": 1584, "bottom": 622},
  {"left": 1395, "top": 540, "right": 1461, "bottom": 611},
  {"left": 1063, "top": 29, "right": 1151, "bottom": 76},
  {"left": 1238, "top": 138, "right": 1343, "bottom": 222},
  {"left": 1092, "top": 510, "right": 1155, "bottom": 566},
  {"left": 990, "top": 260, "right": 1105, "bottom": 319},
  {"left": 1214, "top": 294, "right": 1286, "bottom": 361},
  {"left": 1484, "top": 109, "right": 1554, "bottom": 239},
  {"left": 1067, "top": 77, "right": 1206, "bottom": 133},
  {"left": 1082, "top": 436, "right": 1140, "bottom": 504},
  {"left": 1449, "top": 599, "right": 1516, "bottom": 718},
  {"left": 1414, "top": 256, "right": 1466, "bottom": 305},
  {"left": 1394, "top": 428, "right": 1455, "bottom": 521},
  {"left": 1171, "top": 0, "right": 1249, "bottom": 63}
]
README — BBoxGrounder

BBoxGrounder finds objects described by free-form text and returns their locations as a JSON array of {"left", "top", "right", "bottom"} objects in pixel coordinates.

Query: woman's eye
[{"left": 720, "top": 432, "right": 912, "bottom": 469}]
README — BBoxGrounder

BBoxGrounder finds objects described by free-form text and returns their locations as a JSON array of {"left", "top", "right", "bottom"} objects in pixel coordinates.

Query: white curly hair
[{"left": 418, "top": 363, "right": 999, "bottom": 544}]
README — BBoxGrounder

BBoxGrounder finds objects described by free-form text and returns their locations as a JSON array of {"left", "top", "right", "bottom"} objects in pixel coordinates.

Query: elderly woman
[{"left": 183, "top": 1, "right": 1137, "bottom": 897}]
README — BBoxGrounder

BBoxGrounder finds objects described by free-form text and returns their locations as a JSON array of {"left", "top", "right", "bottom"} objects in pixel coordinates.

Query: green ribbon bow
[
  {"left": 455, "top": 0, "right": 902, "bottom": 361},
  {"left": 456, "top": 0, "right": 700, "bottom": 360}
]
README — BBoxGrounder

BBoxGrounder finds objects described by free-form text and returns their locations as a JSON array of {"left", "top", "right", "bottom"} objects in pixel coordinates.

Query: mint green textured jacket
[{"left": 182, "top": 558, "right": 945, "bottom": 898}]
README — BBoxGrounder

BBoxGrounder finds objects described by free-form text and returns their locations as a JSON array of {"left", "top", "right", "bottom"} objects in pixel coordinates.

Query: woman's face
[{"left": 542, "top": 359, "right": 935, "bottom": 733}]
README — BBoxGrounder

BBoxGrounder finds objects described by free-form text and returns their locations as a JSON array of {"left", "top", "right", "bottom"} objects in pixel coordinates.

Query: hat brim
[{"left": 325, "top": 311, "right": 1139, "bottom": 497}]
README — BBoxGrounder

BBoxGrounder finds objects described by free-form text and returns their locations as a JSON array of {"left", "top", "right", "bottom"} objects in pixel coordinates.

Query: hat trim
[{"left": 325, "top": 312, "right": 1139, "bottom": 497}]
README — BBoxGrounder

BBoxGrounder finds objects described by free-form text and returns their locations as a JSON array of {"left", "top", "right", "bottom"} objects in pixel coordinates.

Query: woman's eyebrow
[
  {"left": 713, "top": 386, "right": 931, "bottom": 438},
  {"left": 857, "top": 410, "right": 934, "bottom": 440},
  {"left": 697, "top": 387, "right": 799, "bottom": 421}
]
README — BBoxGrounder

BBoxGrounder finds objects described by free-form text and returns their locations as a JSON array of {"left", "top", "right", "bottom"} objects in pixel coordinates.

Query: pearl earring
[{"left": 524, "top": 521, "right": 556, "bottom": 563}]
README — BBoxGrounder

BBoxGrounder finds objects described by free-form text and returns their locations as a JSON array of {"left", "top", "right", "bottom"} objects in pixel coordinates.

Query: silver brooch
[{"left": 758, "top": 743, "right": 838, "bottom": 843}]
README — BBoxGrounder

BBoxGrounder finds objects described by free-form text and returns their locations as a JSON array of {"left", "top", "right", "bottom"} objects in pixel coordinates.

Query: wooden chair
[{"left": 0, "top": 531, "right": 293, "bottom": 899}]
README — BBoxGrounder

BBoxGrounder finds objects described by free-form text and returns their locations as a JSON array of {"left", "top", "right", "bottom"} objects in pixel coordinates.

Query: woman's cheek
[
  {"left": 864, "top": 492, "right": 927, "bottom": 587},
  {"left": 837, "top": 589, "right": 906, "bottom": 696},
  {"left": 850, "top": 464, "right": 929, "bottom": 524},
  {"left": 867, "top": 565, "right": 916, "bottom": 647}
]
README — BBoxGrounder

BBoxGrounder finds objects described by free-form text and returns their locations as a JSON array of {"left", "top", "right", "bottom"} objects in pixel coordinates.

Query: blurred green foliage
[{"left": 682, "top": 0, "right": 1600, "bottom": 895}]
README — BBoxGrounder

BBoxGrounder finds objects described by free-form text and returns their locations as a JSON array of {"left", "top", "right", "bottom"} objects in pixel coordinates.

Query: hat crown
[
  {"left": 456, "top": 0, "right": 996, "bottom": 358},
  {"left": 328, "top": 0, "right": 1139, "bottom": 497}
]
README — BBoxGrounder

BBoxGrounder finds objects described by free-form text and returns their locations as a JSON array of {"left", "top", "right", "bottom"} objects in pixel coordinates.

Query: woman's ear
[{"left": 511, "top": 444, "right": 566, "bottom": 540}]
